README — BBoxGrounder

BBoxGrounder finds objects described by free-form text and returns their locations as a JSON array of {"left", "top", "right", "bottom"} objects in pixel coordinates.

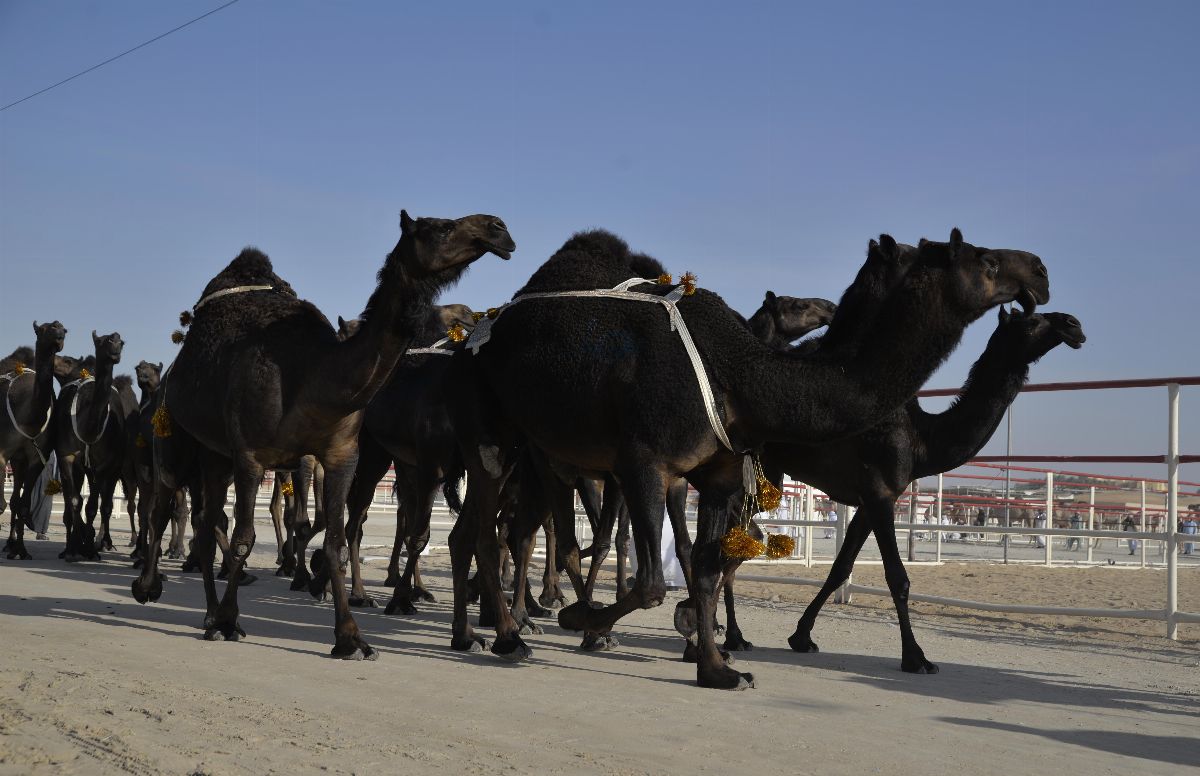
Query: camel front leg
[
  {"left": 788, "top": 504, "right": 874, "bottom": 653},
  {"left": 691, "top": 484, "right": 755, "bottom": 690},
  {"left": 203, "top": 453, "right": 253, "bottom": 642},
  {"left": 870, "top": 504, "right": 938, "bottom": 674}
]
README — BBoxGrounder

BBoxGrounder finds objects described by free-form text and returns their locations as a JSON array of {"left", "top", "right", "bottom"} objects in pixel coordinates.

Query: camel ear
[
  {"left": 92, "top": 329, "right": 99, "bottom": 344},
  {"left": 32, "top": 320, "right": 39, "bottom": 334},
  {"left": 764, "top": 291, "right": 777, "bottom": 305},
  {"left": 878, "top": 234, "right": 898, "bottom": 260},
  {"left": 949, "top": 227, "right": 964, "bottom": 256},
  {"left": 998, "top": 306, "right": 1010, "bottom": 325},
  {"left": 157, "top": 362, "right": 163, "bottom": 371},
  {"left": 400, "top": 209, "right": 415, "bottom": 233},
  {"left": 337, "top": 315, "right": 347, "bottom": 329}
]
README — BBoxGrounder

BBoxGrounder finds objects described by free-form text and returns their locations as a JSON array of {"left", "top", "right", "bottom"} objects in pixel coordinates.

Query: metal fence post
[
  {"left": 936, "top": 474, "right": 944, "bottom": 563},
  {"left": 1086, "top": 485, "right": 1095, "bottom": 564},
  {"left": 1140, "top": 480, "right": 1148, "bottom": 569},
  {"left": 1045, "top": 472, "right": 1054, "bottom": 566},
  {"left": 1167, "top": 384, "right": 1180, "bottom": 640},
  {"left": 804, "top": 485, "right": 814, "bottom": 568},
  {"left": 836, "top": 503, "right": 849, "bottom": 604}
]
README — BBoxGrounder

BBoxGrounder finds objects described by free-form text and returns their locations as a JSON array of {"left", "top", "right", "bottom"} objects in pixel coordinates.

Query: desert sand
[{"left": 0, "top": 522, "right": 1197, "bottom": 775}]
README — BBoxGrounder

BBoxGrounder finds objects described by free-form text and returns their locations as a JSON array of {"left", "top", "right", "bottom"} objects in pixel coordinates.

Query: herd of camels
[{"left": 0, "top": 211, "right": 1086, "bottom": 690}]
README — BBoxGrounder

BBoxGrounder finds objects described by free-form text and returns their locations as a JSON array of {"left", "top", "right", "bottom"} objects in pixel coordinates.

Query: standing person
[
  {"left": 1034, "top": 510, "right": 1047, "bottom": 549},
  {"left": 1122, "top": 514, "right": 1139, "bottom": 556},
  {"left": 824, "top": 506, "right": 837, "bottom": 540},
  {"left": 27, "top": 452, "right": 57, "bottom": 540},
  {"left": 1180, "top": 513, "right": 1197, "bottom": 556},
  {"left": 1067, "top": 511, "right": 1083, "bottom": 551}
]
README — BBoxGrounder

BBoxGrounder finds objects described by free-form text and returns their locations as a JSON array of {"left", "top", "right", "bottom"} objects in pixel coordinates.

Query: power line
[{"left": 0, "top": 0, "right": 242, "bottom": 113}]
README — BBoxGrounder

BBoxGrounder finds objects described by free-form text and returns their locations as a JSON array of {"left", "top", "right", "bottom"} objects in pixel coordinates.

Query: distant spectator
[
  {"left": 824, "top": 508, "right": 837, "bottom": 540},
  {"left": 1122, "top": 514, "right": 1139, "bottom": 555},
  {"left": 1180, "top": 515, "right": 1197, "bottom": 556},
  {"left": 1067, "top": 511, "right": 1083, "bottom": 551},
  {"left": 1034, "top": 510, "right": 1047, "bottom": 549}
]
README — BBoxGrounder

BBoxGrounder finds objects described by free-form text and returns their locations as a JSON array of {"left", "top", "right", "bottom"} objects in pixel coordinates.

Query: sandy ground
[{"left": 1, "top": 523, "right": 1197, "bottom": 776}]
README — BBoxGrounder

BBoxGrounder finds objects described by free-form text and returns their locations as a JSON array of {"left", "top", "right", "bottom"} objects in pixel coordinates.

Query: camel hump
[
  {"left": 198, "top": 246, "right": 297, "bottom": 302},
  {"left": 520, "top": 229, "right": 669, "bottom": 296},
  {"left": 113, "top": 375, "right": 133, "bottom": 391}
]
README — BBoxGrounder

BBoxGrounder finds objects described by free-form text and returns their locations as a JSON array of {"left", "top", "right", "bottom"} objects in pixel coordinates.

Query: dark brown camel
[
  {"left": 131, "top": 210, "right": 514, "bottom": 661},
  {"left": 775, "top": 308, "right": 1085, "bottom": 672},
  {"left": 1, "top": 323, "right": 67, "bottom": 559},
  {"left": 129, "top": 361, "right": 191, "bottom": 564},
  {"left": 53, "top": 331, "right": 131, "bottom": 561},
  {"left": 340, "top": 303, "right": 475, "bottom": 611},
  {"left": 0, "top": 346, "right": 36, "bottom": 521},
  {"left": 446, "top": 227, "right": 1049, "bottom": 689},
  {"left": 82, "top": 374, "right": 138, "bottom": 551},
  {"left": 573, "top": 293, "right": 840, "bottom": 607}
]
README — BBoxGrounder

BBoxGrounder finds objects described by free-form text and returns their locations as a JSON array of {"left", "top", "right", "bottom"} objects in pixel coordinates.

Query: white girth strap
[
  {"left": 2, "top": 370, "right": 53, "bottom": 441},
  {"left": 404, "top": 337, "right": 455, "bottom": 356},
  {"left": 193, "top": 284, "right": 275, "bottom": 312},
  {"left": 465, "top": 278, "right": 737, "bottom": 453},
  {"left": 68, "top": 376, "right": 116, "bottom": 467}
]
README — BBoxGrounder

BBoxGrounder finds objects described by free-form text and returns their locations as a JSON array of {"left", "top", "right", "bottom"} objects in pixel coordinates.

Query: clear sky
[{"left": 1, "top": 1, "right": 1197, "bottom": 483}]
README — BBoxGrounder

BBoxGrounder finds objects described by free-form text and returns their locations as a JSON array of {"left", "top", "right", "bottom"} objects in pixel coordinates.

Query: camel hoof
[
  {"left": 451, "top": 634, "right": 488, "bottom": 653},
  {"left": 491, "top": 635, "right": 532, "bottom": 663},
  {"left": 538, "top": 591, "right": 565, "bottom": 610},
  {"left": 290, "top": 568, "right": 312, "bottom": 591},
  {"left": 581, "top": 632, "right": 619, "bottom": 652},
  {"left": 181, "top": 557, "right": 202, "bottom": 573},
  {"left": 901, "top": 654, "right": 939, "bottom": 675},
  {"left": 331, "top": 639, "right": 378, "bottom": 661},
  {"left": 349, "top": 595, "right": 378, "bottom": 609},
  {"left": 697, "top": 666, "right": 755, "bottom": 691},
  {"left": 384, "top": 597, "right": 417, "bottom": 616},
  {"left": 203, "top": 622, "right": 246, "bottom": 642},
  {"left": 787, "top": 630, "right": 819, "bottom": 653},
  {"left": 274, "top": 566, "right": 289, "bottom": 577},
  {"left": 238, "top": 573, "right": 258, "bottom": 587},
  {"left": 413, "top": 587, "right": 436, "bottom": 603},
  {"left": 516, "top": 618, "right": 544, "bottom": 636},
  {"left": 723, "top": 634, "right": 754, "bottom": 652},
  {"left": 525, "top": 601, "right": 553, "bottom": 619}
]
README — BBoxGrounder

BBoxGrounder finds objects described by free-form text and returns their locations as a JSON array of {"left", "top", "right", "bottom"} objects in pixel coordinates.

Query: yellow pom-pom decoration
[
  {"left": 446, "top": 324, "right": 467, "bottom": 343},
  {"left": 486, "top": 307, "right": 500, "bottom": 320},
  {"left": 44, "top": 479, "right": 62, "bottom": 496},
  {"left": 756, "top": 474, "right": 782, "bottom": 512},
  {"left": 14, "top": 362, "right": 26, "bottom": 375},
  {"left": 280, "top": 480, "right": 295, "bottom": 497},
  {"left": 152, "top": 404, "right": 172, "bottom": 438},
  {"left": 179, "top": 310, "right": 193, "bottom": 327},
  {"left": 471, "top": 311, "right": 486, "bottom": 323},
  {"left": 657, "top": 272, "right": 673, "bottom": 286},
  {"left": 765, "top": 533, "right": 795, "bottom": 559},
  {"left": 79, "top": 368, "right": 91, "bottom": 380},
  {"left": 720, "top": 525, "right": 765, "bottom": 560},
  {"left": 135, "top": 433, "right": 147, "bottom": 448},
  {"left": 680, "top": 271, "right": 698, "bottom": 296},
  {"left": 171, "top": 330, "right": 185, "bottom": 345}
]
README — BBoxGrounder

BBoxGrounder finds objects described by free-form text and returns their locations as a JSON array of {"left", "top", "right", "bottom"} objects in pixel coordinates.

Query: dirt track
[{"left": 0, "top": 532, "right": 1197, "bottom": 775}]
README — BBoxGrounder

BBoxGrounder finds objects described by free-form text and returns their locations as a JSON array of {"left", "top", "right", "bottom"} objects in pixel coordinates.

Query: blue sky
[{"left": 1, "top": 0, "right": 1197, "bottom": 482}]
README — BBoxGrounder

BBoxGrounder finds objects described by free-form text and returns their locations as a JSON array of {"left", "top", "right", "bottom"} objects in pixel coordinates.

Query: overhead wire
[{"left": 0, "top": 0, "right": 242, "bottom": 113}]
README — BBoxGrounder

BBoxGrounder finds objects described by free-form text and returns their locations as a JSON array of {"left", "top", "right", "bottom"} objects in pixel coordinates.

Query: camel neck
[
  {"left": 732, "top": 281, "right": 975, "bottom": 445},
  {"left": 327, "top": 246, "right": 467, "bottom": 410},
  {"left": 81, "top": 358, "right": 115, "bottom": 437},
  {"left": 909, "top": 347, "right": 1031, "bottom": 478},
  {"left": 30, "top": 343, "right": 57, "bottom": 421}
]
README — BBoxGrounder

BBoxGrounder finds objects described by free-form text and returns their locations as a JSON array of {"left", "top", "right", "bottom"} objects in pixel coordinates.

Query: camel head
[
  {"left": 761, "top": 293, "right": 836, "bottom": 341},
  {"left": 988, "top": 308, "right": 1086, "bottom": 366},
  {"left": 915, "top": 228, "right": 1050, "bottom": 317},
  {"left": 32, "top": 320, "right": 67, "bottom": 354},
  {"left": 134, "top": 360, "right": 163, "bottom": 393},
  {"left": 336, "top": 316, "right": 362, "bottom": 340},
  {"left": 397, "top": 210, "right": 515, "bottom": 277},
  {"left": 53, "top": 354, "right": 95, "bottom": 384},
  {"left": 436, "top": 303, "right": 476, "bottom": 332},
  {"left": 91, "top": 330, "right": 125, "bottom": 366},
  {"left": 864, "top": 234, "right": 919, "bottom": 291}
]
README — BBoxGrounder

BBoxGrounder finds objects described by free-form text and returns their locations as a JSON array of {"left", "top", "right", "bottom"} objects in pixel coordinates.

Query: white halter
[
  {"left": 465, "top": 278, "right": 738, "bottom": 454},
  {"left": 193, "top": 284, "right": 275, "bottom": 311}
]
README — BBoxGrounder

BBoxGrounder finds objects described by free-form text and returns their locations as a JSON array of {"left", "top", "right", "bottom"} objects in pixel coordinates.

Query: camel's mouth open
[
  {"left": 478, "top": 239, "right": 514, "bottom": 260},
  {"left": 1016, "top": 287, "right": 1043, "bottom": 316},
  {"left": 1058, "top": 327, "right": 1086, "bottom": 350}
]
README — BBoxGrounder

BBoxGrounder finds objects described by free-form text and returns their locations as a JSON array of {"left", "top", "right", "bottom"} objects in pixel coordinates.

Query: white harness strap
[
  {"left": 404, "top": 337, "right": 456, "bottom": 356},
  {"left": 193, "top": 284, "right": 275, "bottom": 312},
  {"left": 68, "top": 377, "right": 116, "bottom": 467},
  {"left": 465, "top": 278, "right": 738, "bottom": 453},
  {"left": 1, "top": 370, "right": 54, "bottom": 440}
]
